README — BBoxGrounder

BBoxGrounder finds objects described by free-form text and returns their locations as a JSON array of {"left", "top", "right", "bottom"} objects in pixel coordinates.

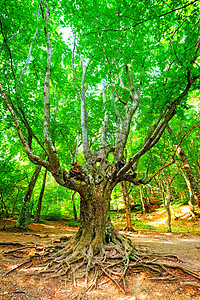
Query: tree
[
  {"left": 35, "top": 168, "right": 47, "bottom": 223},
  {"left": 0, "top": 0, "right": 200, "bottom": 286},
  {"left": 176, "top": 145, "right": 200, "bottom": 208},
  {"left": 16, "top": 164, "right": 42, "bottom": 229},
  {"left": 120, "top": 181, "right": 134, "bottom": 231}
]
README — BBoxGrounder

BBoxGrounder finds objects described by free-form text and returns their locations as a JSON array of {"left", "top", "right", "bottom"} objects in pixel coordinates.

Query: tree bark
[
  {"left": 16, "top": 165, "right": 41, "bottom": 228},
  {"left": 35, "top": 168, "right": 47, "bottom": 223},
  {"left": 62, "top": 181, "right": 119, "bottom": 260},
  {"left": 177, "top": 145, "right": 200, "bottom": 209}
]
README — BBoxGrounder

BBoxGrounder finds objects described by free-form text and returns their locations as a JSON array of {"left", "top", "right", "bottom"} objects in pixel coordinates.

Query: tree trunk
[
  {"left": 78, "top": 185, "right": 113, "bottom": 249},
  {"left": 156, "top": 176, "right": 172, "bottom": 233},
  {"left": 35, "top": 168, "right": 47, "bottom": 223},
  {"left": 0, "top": 190, "right": 8, "bottom": 216},
  {"left": 71, "top": 191, "right": 78, "bottom": 221},
  {"left": 139, "top": 185, "right": 148, "bottom": 213},
  {"left": 180, "top": 168, "right": 195, "bottom": 216},
  {"left": 161, "top": 170, "right": 172, "bottom": 233},
  {"left": 177, "top": 146, "right": 200, "bottom": 209},
  {"left": 120, "top": 181, "right": 134, "bottom": 231},
  {"left": 16, "top": 165, "right": 42, "bottom": 229},
  {"left": 59, "top": 178, "right": 132, "bottom": 262}
]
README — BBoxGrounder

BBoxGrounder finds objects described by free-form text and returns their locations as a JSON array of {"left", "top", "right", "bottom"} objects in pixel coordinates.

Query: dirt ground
[{"left": 0, "top": 218, "right": 200, "bottom": 300}]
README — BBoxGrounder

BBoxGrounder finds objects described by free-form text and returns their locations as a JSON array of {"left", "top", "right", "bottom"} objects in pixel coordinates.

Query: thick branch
[
  {"left": 114, "top": 65, "right": 139, "bottom": 160},
  {"left": 71, "top": 36, "right": 93, "bottom": 159},
  {"left": 0, "top": 83, "right": 49, "bottom": 168},
  {"left": 111, "top": 90, "right": 123, "bottom": 123},
  {"left": 101, "top": 79, "right": 109, "bottom": 147},
  {"left": 117, "top": 74, "right": 198, "bottom": 178},
  {"left": 40, "top": 0, "right": 62, "bottom": 175}
]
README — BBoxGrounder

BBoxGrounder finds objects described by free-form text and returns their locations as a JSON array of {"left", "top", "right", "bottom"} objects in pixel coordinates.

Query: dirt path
[{"left": 0, "top": 220, "right": 200, "bottom": 300}]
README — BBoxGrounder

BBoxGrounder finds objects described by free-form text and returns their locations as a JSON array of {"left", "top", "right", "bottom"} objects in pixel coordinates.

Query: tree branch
[
  {"left": 18, "top": 7, "right": 40, "bottom": 84},
  {"left": 71, "top": 32, "right": 93, "bottom": 159},
  {"left": 101, "top": 79, "right": 109, "bottom": 147},
  {"left": 0, "top": 82, "right": 49, "bottom": 168},
  {"left": 40, "top": 0, "right": 63, "bottom": 177}
]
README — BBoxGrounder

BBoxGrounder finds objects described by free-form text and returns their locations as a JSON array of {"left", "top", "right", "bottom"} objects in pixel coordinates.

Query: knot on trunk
[{"left": 69, "top": 163, "right": 86, "bottom": 181}]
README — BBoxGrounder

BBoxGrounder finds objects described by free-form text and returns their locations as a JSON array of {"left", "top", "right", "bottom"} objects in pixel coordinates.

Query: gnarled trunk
[{"left": 71, "top": 182, "right": 114, "bottom": 254}]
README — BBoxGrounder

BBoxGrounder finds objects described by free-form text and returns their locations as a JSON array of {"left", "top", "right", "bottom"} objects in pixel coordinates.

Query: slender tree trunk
[
  {"left": 156, "top": 176, "right": 172, "bottom": 233},
  {"left": 180, "top": 168, "right": 195, "bottom": 216},
  {"left": 16, "top": 165, "right": 42, "bottom": 229},
  {"left": 163, "top": 175, "right": 172, "bottom": 233},
  {"left": 177, "top": 146, "right": 200, "bottom": 208},
  {"left": 36, "top": 168, "right": 47, "bottom": 223},
  {"left": 0, "top": 190, "right": 8, "bottom": 216},
  {"left": 139, "top": 185, "right": 148, "bottom": 213},
  {"left": 11, "top": 186, "right": 22, "bottom": 215},
  {"left": 120, "top": 181, "right": 134, "bottom": 231},
  {"left": 71, "top": 191, "right": 78, "bottom": 221}
]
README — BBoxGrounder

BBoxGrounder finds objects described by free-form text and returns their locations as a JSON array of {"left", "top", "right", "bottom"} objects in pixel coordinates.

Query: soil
[{"left": 0, "top": 211, "right": 200, "bottom": 300}]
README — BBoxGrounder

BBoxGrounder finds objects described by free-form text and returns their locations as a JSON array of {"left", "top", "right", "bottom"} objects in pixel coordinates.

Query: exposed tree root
[
  {"left": 3, "top": 231, "right": 200, "bottom": 293},
  {"left": 5, "top": 260, "right": 32, "bottom": 276}
]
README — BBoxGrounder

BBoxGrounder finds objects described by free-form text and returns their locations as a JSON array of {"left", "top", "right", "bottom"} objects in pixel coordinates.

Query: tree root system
[{"left": 2, "top": 232, "right": 200, "bottom": 294}]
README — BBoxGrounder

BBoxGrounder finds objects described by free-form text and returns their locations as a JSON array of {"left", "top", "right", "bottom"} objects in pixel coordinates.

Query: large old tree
[{"left": 0, "top": 0, "right": 200, "bottom": 287}]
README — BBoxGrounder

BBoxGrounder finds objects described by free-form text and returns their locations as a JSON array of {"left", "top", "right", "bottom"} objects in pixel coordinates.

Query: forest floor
[{"left": 0, "top": 204, "right": 200, "bottom": 300}]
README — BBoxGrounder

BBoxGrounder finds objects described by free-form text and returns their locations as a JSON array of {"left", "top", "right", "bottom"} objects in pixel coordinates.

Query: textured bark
[
  {"left": 177, "top": 146, "right": 200, "bottom": 208},
  {"left": 36, "top": 168, "right": 47, "bottom": 223},
  {"left": 78, "top": 185, "right": 113, "bottom": 248},
  {"left": 16, "top": 165, "right": 42, "bottom": 228}
]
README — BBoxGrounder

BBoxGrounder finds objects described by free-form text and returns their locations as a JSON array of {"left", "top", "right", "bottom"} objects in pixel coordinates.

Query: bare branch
[
  {"left": 40, "top": 0, "right": 63, "bottom": 176},
  {"left": 71, "top": 32, "right": 92, "bottom": 159},
  {"left": 111, "top": 90, "right": 123, "bottom": 123},
  {"left": 72, "top": 32, "right": 82, "bottom": 100},
  {"left": 18, "top": 7, "right": 40, "bottom": 84},
  {"left": 101, "top": 79, "right": 109, "bottom": 147}
]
